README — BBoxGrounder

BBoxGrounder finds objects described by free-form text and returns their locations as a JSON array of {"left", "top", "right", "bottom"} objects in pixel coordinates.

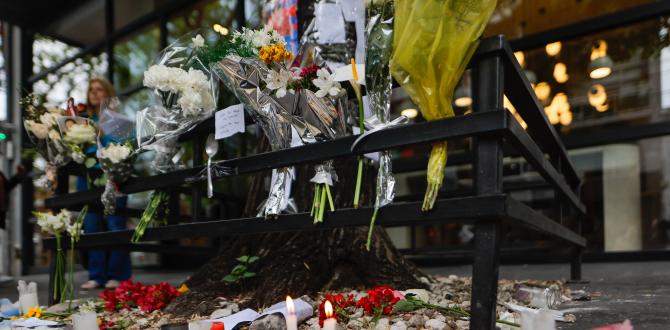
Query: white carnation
[
  {"left": 64, "top": 123, "right": 97, "bottom": 145},
  {"left": 100, "top": 143, "right": 132, "bottom": 164},
  {"left": 26, "top": 120, "right": 49, "bottom": 139},
  {"left": 143, "top": 65, "right": 185, "bottom": 93}
]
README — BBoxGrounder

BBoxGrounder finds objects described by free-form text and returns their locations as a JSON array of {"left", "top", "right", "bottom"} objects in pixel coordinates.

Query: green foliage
[
  {"left": 195, "top": 36, "right": 257, "bottom": 67},
  {"left": 223, "top": 255, "right": 259, "bottom": 284}
]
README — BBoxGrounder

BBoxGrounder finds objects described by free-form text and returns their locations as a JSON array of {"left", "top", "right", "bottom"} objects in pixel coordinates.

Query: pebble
[
  {"left": 209, "top": 307, "right": 233, "bottom": 319},
  {"left": 249, "top": 314, "right": 286, "bottom": 330},
  {"left": 390, "top": 321, "right": 408, "bottom": 330},
  {"left": 425, "top": 318, "right": 447, "bottom": 330},
  {"left": 375, "top": 318, "right": 390, "bottom": 330},
  {"left": 408, "top": 314, "right": 424, "bottom": 328}
]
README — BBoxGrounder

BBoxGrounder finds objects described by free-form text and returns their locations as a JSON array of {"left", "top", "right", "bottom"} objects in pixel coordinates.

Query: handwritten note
[{"left": 215, "top": 104, "right": 245, "bottom": 140}]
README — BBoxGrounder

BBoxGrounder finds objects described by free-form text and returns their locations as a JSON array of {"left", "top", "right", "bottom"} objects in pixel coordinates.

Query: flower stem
[
  {"left": 325, "top": 184, "right": 335, "bottom": 212},
  {"left": 313, "top": 185, "right": 321, "bottom": 223},
  {"left": 353, "top": 84, "right": 365, "bottom": 209},
  {"left": 366, "top": 207, "right": 379, "bottom": 251},
  {"left": 310, "top": 183, "right": 318, "bottom": 216},
  {"left": 318, "top": 184, "right": 327, "bottom": 223},
  {"left": 353, "top": 158, "right": 364, "bottom": 208}
]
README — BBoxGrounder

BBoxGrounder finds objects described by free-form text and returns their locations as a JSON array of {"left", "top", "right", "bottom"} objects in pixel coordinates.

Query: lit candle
[
  {"left": 286, "top": 296, "right": 298, "bottom": 330},
  {"left": 322, "top": 300, "right": 336, "bottom": 330}
]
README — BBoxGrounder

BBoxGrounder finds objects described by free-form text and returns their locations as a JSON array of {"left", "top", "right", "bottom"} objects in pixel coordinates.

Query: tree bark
[{"left": 166, "top": 155, "right": 426, "bottom": 316}]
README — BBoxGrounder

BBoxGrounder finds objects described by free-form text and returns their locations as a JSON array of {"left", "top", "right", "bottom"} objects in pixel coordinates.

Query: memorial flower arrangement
[
  {"left": 96, "top": 98, "right": 137, "bottom": 215},
  {"left": 55, "top": 98, "right": 99, "bottom": 173},
  {"left": 34, "top": 208, "right": 87, "bottom": 305},
  {"left": 99, "top": 280, "right": 181, "bottom": 313},
  {"left": 21, "top": 94, "right": 71, "bottom": 192},
  {"left": 390, "top": 0, "right": 497, "bottom": 210},
  {"left": 98, "top": 142, "right": 135, "bottom": 215},
  {"left": 202, "top": 26, "right": 349, "bottom": 219},
  {"left": 133, "top": 32, "right": 218, "bottom": 240},
  {"left": 318, "top": 286, "right": 402, "bottom": 326}
]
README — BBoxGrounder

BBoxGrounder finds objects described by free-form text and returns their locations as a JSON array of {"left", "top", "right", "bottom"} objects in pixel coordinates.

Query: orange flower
[{"left": 259, "top": 43, "right": 293, "bottom": 64}]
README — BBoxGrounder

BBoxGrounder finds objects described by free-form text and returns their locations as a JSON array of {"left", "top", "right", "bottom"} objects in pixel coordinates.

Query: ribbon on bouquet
[
  {"left": 350, "top": 114, "right": 409, "bottom": 152},
  {"left": 309, "top": 163, "right": 338, "bottom": 186}
]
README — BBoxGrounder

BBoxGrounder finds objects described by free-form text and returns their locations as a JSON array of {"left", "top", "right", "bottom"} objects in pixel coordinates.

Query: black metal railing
[{"left": 43, "top": 36, "right": 586, "bottom": 330}]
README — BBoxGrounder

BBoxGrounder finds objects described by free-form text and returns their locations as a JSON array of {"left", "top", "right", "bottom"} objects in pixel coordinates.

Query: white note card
[
  {"left": 215, "top": 104, "right": 245, "bottom": 140},
  {"left": 316, "top": 3, "right": 346, "bottom": 44}
]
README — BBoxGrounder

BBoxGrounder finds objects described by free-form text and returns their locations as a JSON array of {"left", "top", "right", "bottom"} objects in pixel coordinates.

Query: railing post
[
  {"left": 192, "top": 134, "right": 205, "bottom": 222},
  {"left": 470, "top": 53, "right": 504, "bottom": 330}
]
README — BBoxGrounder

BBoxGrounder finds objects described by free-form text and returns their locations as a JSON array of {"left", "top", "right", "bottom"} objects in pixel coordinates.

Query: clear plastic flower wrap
[
  {"left": 97, "top": 97, "right": 136, "bottom": 215},
  {"left": 363, "top": 0, "right": 396, "bottom": 250},
  {"left": 56, "top": 115, "right": 98, "bottom": 167},
  {"left": 295, "top": 0, "right": 362, "bottom": 71},
  {"left": 137, "top": 31, "right": 218, "bottom": 173},
  {"left": 21, "top": 94, "right": 71, "bottom": 192}
]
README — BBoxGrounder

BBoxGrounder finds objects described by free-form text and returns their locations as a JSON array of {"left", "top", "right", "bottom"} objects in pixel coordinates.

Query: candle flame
[
  {"left": 324, "top": 300, "right": 333, "bottom": 318},
  {"left": 351, "top": 59, "right": 358, "bottom": 82},
  {"left": 286, "top": 296, "right": 295, "bottom": 314}
]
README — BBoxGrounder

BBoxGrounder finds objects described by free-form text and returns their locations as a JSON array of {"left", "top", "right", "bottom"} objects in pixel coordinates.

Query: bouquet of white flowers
[
  {"left": 21, "top": 94, "right": 70, "bottom": 192},
  {"left": 35, "top": 207, "right": 87, "bottom": 306},
  {"left": 137, "top": 32, "right": 218, "bottom": 173},
  {"left": 55, "top": 98, "right": 99, "bottom": 173},
  {"left": 97, "top": 98, "right": 137, "bottom": 215}
]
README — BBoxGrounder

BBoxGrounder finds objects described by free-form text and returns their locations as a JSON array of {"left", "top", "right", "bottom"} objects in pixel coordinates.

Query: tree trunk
[{"left": 166, "top": 153, "right": 426, "bottom": 316}]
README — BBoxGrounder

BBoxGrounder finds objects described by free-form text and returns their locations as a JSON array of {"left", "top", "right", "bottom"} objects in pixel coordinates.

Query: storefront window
[{"left": 485, "top": 0, "right": 656, "bottom": 39}]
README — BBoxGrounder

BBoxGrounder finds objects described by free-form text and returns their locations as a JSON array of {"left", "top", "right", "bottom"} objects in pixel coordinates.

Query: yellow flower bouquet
[{"left": 390, "top": 0, "right": 497, "bottom": 210}]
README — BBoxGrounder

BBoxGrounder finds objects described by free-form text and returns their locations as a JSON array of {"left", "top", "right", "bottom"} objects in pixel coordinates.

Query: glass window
[
  {"left": 512, "top": 17, "right": 670, "bottom": 132},
  {"left": 113, "top": 25, "right": 159, "bottom": 91},
  {"left": 32, "top": 35, "right": 108, "bottom": 106},
  {"left": 485, "top": 0, "right": 656, "bottom": 39}
]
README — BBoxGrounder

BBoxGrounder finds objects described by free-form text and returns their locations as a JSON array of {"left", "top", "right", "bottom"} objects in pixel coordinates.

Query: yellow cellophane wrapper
[{"left": 390, "top": 0, "right": 497, "bottom": 211}]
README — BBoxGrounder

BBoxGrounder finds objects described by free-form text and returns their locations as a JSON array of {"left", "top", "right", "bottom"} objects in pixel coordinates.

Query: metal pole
[
  {"left": 470, "top": 54, "right": 504, "bottom": 330},
  {"left": 105, "top": 0, "right": 115, "bottom": 83}
]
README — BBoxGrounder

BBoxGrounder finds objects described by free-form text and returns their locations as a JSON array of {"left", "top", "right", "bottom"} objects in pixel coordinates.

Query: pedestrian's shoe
[
  {"left": 80, "top": 280, "right": 101, "bottom": 290},
  {"left": 104, "top": 280, "right": 120, "bottom": 289}
]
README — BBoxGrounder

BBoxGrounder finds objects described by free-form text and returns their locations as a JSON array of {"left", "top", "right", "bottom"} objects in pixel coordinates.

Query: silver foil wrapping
[
  {"left": 211, "top": 56, "right": 292, "bottom": 218},
  {"left": 366, "top": 3, "right": 395, "bottom": 208}
]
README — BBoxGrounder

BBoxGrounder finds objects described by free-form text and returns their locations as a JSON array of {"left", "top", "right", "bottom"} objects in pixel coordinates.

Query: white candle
[
  {"left": 286, "top": 296, "right": 298, "bottom": 330},
  {"left": 322, "top": 300, "right": 336, "bottom": 330},
  {"left": 72, "top": 311, "right": 98, "bottom": 330}
]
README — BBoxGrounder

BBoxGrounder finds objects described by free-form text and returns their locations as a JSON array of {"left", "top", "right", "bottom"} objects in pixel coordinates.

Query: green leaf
[
  {"left": 393, "top": 299, "right": 422, "bottom": 313},
  {"left": 242, "top": 272, "right": 256, "bottom": 278},
  {"left": 247, "top": 256, "right": 259, "bottom": 264},
  {"left": 223, "top": 274, "right": 239, "bottom": 283},
  {"left": 236, "top": 255, "right": 250, "bottom": 263},
  {"left": 84, "top": 157, "right": 97, "bottom": 168},
  {"left": 231, "top": 264, "right": 247, "bottom": 274}
]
